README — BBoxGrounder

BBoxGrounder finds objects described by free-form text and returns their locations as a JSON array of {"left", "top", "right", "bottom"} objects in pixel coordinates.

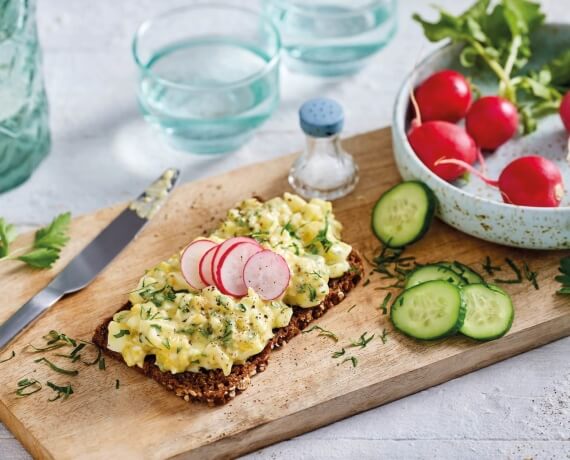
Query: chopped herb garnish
[
  {"left": 98, "top": 356, "right": 106, "bottom": 370},
  {"left": 307, "top": 285, "right": 317, "bottom": 302},
  {"left": 220, "top": 320, "right": 233, "bottom": 344},
  {"left": 380, "top": 329, "right": 389, "bottom": 344},
  {"left": 349, "top": 332, "right": 375, "bottom": 349},
  {"left": 555, "top": 257, "right": 570, "bottom": 295},
  {"left": 162, "top": 338, "right": 171, "bottom": 350},
  {"left": 0, "top": 350, "right": 15, "bottom": 364},
  {"left": 522, "top": 261, "right": 539, "bottom": 290},
  {"left": 15, "top": 378, "right": 42, "bottom": 397},
  {"left": 379, "top": 293, "right": 392, "bottom": 315},
  {"left": 34, "top": 357, "right": 79, "bottom": 376},
  {"left": 306, "top": 216, "right": 333, "bottom": 254},
  {"left": 113, "top": 329, "right": 130, "bottom": 339},
  {"left": 303, "top": 325, "right": 339, "bottom": 342},
  {"left": 281, "top": 221, "right": 299, "bottom": 239},
  {"left": 363, "top": 279, "right": 371, "bottom": 287},
  {"left": 150, "top": 324, "right": 162, "bottom": 332},
  {"left": 347, "top": 304, "right": 357, "bottom": 313},
  {"left": 237, "top": 303, "right": 247, "bottom": 312},
  {"left": 371, "top": 245, "right": 416, "bottom": 284},
  {"left": 46, "top": 381, "right": 74, "bottom": 401},
  {"left": 331, "top": 348, "right": 346, "bottom": 359},
  {"left": 115, "top": 379, "right": 120, "bottom": 390},
  {"left": 248, "top": 231, "right": 270, "bottom": 243},
  {"left": 494, "top": 258, "right": 522, "bottom": 284},
  {"left": 482, "top": 256, "right": 501, "bottom": 276},
  {"left": 342, "top": 356, "right": 358, "bottom": 368}
]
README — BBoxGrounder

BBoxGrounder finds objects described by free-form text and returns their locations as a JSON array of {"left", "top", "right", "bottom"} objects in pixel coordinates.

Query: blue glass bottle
[
  {"left": 0, "top": 0, "right": 50, "bottom": 193},
  {"left": 289, "top": 98, "right": 359, "bottom": 200}
]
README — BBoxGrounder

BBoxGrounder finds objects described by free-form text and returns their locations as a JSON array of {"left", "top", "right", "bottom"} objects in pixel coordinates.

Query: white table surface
[{"left": 1, "top": 0, "right": 569, "bottom": 458}]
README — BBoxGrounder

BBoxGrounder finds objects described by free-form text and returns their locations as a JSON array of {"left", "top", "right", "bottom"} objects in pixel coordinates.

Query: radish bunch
[
  {"left": 180, "top": 237, "right": 290, "bottom": 300},
  {"left": 408, "top": 69, "right": 566, "bottom": 207}
]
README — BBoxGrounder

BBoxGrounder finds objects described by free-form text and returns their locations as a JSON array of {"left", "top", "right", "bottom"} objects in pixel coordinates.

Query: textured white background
[{"left": 1, "top": 1, "right": 569, "bottom": 459}]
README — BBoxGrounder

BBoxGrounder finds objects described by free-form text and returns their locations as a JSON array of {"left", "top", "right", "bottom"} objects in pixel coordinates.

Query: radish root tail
[{"left": 434, "top": 157, "right": 499, "bottom": 187}]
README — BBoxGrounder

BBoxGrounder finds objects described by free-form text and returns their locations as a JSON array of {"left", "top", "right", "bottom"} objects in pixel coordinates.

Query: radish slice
[
  {"left": 212, "top": 237, "right": 261, "bottom": 289},
  {"left": 199, "top": 245, "right": 218, "bottom": 286},
  {"left": 216, "top": 242, "right": 263, "bottom": 297},
  {"left": 243, "top": 250, "right": 291, "bottom": 301},
  {"left": 180, "top": 240, "right": 216, "bottom": 290}
]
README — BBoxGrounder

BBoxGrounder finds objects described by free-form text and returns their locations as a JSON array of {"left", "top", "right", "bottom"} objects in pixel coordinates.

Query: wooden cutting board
[{"left": 1, "top": 128, "right": 568, "bottom": 460}]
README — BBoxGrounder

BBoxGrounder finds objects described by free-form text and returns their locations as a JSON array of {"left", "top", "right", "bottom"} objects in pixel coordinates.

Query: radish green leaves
[{"left": 413, "top": 0, "right": 570, "bottom": 134}]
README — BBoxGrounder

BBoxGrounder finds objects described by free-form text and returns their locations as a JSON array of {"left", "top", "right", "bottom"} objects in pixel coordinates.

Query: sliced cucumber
[
  {"left": 405, "top": 264, "right": 466, "bottom": 289},
  {"left": 460, "top": 284, "right": 514, "bottom": 340},
  {"left": 371, "top": 181, "right": 436, "bottom": 248},
  {"left": 439, "top": 261, "right": 485, "bottom": 284},
  {"left": 390, "top": 280, "right": 466, "bottom": 340}
]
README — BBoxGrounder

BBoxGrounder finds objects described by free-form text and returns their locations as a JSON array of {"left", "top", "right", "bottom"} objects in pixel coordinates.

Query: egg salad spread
[{"left": 108, "top": 193, "right": 353, "bottom": 376}]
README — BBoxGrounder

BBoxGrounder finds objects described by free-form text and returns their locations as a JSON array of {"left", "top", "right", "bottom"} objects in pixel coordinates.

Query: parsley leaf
[
  {"left": 0, "top": 212, "right": 71, "bottom": 269},
  {"left": 555, "top": 257, "right": 570, "bottom": 295}
]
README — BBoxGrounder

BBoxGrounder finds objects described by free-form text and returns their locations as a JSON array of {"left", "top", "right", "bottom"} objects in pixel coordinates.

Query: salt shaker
[{"left": 288, "top": 98, "right": 359, "bottom": 200}]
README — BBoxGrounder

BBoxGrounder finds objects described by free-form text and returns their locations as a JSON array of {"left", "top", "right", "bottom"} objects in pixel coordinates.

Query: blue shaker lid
[{"left": 299, "top": 97, "right": 344, "bottom": 137}]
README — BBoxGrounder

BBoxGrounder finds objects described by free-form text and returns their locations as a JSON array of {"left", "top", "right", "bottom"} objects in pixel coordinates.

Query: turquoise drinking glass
[
  {"left": 0, "top": 0, "right": 50, "bottom": 193},
  {"left": 263, "top": 0, "right": 397, "bottom": 77},
  {"left": 133, "top": 4, "right": 281, "bottom": 155}
]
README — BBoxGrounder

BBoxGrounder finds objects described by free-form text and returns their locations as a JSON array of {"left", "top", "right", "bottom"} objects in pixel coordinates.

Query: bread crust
[{"left": 92, "top": 251, "right": 363, "bottom": 405}]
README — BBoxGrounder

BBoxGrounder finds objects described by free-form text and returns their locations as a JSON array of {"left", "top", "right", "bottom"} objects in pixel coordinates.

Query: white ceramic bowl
[{"left": 391, "top": 24, "right": 570, "bottom": 250}]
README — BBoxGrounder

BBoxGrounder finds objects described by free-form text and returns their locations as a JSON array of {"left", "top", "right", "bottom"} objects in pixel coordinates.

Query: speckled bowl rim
[{"left": 392, "top": 24, "right": 569, "bottom": 215}]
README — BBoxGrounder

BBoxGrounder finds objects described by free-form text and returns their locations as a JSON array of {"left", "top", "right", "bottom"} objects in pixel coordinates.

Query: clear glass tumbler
[
  {"left": 0, "top": 0, "right": 50, "bottom": 193},
  {"left": 133, "top": 4, "right": 281, "bottom": 154},
  {"left": 263, "top": 0, "right": 397, "bottom": 77}
]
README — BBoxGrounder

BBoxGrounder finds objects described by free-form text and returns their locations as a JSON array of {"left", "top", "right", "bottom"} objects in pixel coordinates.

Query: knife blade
[{"left": 0, "top": 168, "right": 180, "bottom": 350}]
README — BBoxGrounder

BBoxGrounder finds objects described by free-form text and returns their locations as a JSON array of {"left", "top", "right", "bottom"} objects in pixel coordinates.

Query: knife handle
[{"left": 0, "top": 285, "right": 63, "bottom": 350}]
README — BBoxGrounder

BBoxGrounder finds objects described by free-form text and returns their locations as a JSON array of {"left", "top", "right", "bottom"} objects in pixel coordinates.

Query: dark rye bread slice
[{"left": 93, "top": 251, "right": 363, "bottom": 406}]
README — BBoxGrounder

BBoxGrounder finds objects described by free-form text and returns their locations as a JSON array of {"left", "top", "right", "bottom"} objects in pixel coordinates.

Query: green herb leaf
[
  {"left": 494, "top": 258, "right": 522, "bottom": 284},
  {"left": 33, "top": 212, "right": 71, "bottom": 250},
  {"left": 15, "top": 378, "right": 42, "bottom": 397},
  {"left": 0, "top": 350, "right": 15, "bottom": 364},
  {"left": 341, "top": 356, "right": 358, "bottom": 368},
  {"left": 113, "top": 329, "right": 130, "bottom": 339},
  {"left": 349, "top": 332, "right": 375, "bottom": 349},
  {"left": 34, "top": 357, "right": 79, "bottom": 376},
  {"left": 0, "top": 217, "right": 17, "bottom": 258},
  {"left": 379, "top": 293, "right": 392, "bottom": 315},
  {"left": 331, "top": 348, "right": 346, "bottom": 359},
  {"left": 555, "top": 257, "right": 570, "bottom": 295},
  {"left": 115, "top": 379, "right": 120, "bottom": 390},
  {"left": 380, "top": 329, "right": 389, "bottom": 344},
  {"left": 303, "top": 325, "right": 339, "bottom": 342},
  {"left": 47, "top": 381, "right": 74, "bottom": 401},
  {"left": 17, "top": 247, "right": 61, "bottom": 269}
]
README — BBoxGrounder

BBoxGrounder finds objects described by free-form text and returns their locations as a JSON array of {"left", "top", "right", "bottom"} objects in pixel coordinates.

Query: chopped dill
[
  {"left": 303, "top": 325, "right": 338, "bottom": 342},
  {"left": 380, "top": 329, "right": 389, "bottom": 344},
  {"left": 482, "top": 256, "right": 501, "bottom": 276},
  {"left": 0, "top": 350, "right": 15, "bottom": 364},
  {"left": 342, "top": 356, "right": 358, "bottom": 368},
  {"left": 349, "top": 332, "right": 375, "bottom": 349},
  {"left": 494, "top": 258, "right": 522, "bottom": 284},
  {"left": 363, "top": 279, "right": 371, "bottom": 287},
  {"left": 34, "top": 357, "right": 79, "bottom": 376},
  {"left": 347, "top": 304, "right": 357, "bottom": 313},
  {"left": 522, "top": 261, "right": 539, "bottom": 290},
  {"left": 113, "top": 330, "right": 130, "bottom": 339},
  {"left": 379, "top": 293, "right": 392, "bottom": 315},
  {"left": 331, "top": 348, "right": 346, "bottom": 359}
]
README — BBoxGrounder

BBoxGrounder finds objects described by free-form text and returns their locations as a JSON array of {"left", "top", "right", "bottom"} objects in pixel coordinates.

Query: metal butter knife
[{"left": 0, "top": 168, "right": 180, "bottom": 350}]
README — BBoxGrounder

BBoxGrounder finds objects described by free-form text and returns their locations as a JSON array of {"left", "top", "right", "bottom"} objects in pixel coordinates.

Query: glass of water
[
  {"left": 263, "top": 0, "right": 397, "bottom": 77},
  {"left": 0, "top": 0, "right": 50, "bottom": 193},
  {"left": 133, "top": 4, "right": 281, "bottom": 154}
]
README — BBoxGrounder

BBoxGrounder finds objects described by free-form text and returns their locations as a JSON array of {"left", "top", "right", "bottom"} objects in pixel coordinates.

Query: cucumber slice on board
[
  {"left": 460, "top": 284, "right": 514, "bottom": 340},
  {"left": 390, "top": 280, "right": 466, "bottom": 340},
  {"left": 439, "top": 261, "right": 485, "bottom": 284},
  {"left": 405, "top": 264, "right": 466, "bottom": 289},
  {"left": 371, "top": 181, "right": 436, "bottom": 248}
]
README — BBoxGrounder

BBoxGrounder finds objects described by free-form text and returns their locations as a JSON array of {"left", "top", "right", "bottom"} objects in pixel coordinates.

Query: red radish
[
  {"left": 199, "top": 244, "right": 218, "bottom": 286},
  {"left": 466, "top": 96, "right": 518, "bottom": 150},
  {"left": 436, "top": 155, "right": 565, "bottom": 207},
  {"left": 180, "top": 240, "right": 216, "bottom": 290},
  {"left": 212, "top": 237, "right": 261, "bottom": 289},
  {"left": 215, "top": 242, "right": 263, "bottom": 297},
  {"left": 560, "top": 91, "right": 570, "bottom": 132},
  {"left": 414, "top": 70, "right": 472, "bottom": 123},
  {"left": 243, "top": 250, "right": 291, "bottom": 301},
  {"left": 408, "top": 121, "right": 478, "bottom": 181}
]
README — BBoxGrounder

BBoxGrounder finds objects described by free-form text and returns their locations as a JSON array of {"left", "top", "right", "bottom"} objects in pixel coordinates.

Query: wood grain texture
[{"left": 0, "top": 128, "right": 568, "bottom": 460}]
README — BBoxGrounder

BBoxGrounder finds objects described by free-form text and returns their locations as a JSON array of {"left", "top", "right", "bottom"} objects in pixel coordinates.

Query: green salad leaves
[
  {"left": 414, "top": 0, "right": 570, "bottom": 133},
  {"left": 0, "top": 212, "right": 71, "bottom": 269}
]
